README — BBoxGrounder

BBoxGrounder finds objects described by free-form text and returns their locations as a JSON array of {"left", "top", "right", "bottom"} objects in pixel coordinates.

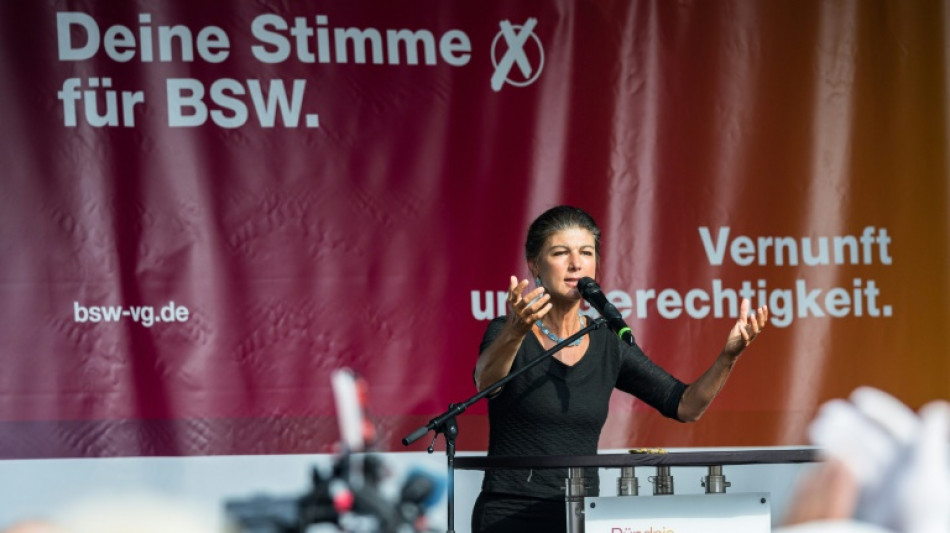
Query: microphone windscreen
[{"left": 577, "top": 276, "right": 600, "bottom": 298}]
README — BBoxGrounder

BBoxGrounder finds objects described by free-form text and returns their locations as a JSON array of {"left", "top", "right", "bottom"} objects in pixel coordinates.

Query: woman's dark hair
[{"left": 524, "top": 205, "right": 602, "bottom": 263}]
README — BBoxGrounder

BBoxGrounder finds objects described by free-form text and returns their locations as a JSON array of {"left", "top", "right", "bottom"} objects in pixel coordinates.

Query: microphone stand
[{"left": 401, "top": 317, "right": 607, "bottom": 533}]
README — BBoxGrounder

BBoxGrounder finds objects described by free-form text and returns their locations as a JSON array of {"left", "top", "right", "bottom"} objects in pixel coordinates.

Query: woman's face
[{"left": 532, "top": 227, "right": 597, "bottom": 301}]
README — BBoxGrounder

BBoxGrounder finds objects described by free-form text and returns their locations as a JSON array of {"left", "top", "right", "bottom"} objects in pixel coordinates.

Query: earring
[{"left": 535, "top": 276, "right": 542, "bottom": 287}]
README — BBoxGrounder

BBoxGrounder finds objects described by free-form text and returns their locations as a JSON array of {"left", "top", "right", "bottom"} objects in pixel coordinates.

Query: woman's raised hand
[
  {"left": 505, "top": 275, "right": 552, "bottom": 334},
  {"left": 722, "top": 298, "right": 768, "bottom": 358}
]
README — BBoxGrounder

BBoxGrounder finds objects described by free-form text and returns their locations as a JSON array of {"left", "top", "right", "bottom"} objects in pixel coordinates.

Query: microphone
[{"left": 577, "top": 277, "right": 635, "bottom": 346}]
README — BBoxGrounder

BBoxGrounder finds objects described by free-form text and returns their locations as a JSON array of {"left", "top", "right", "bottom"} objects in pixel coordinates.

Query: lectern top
[{"left": 454, "top": 448, "right": 819, "bottom": 470}]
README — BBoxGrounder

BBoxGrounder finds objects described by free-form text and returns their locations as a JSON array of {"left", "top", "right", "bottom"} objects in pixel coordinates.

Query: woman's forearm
[{"left": 677, "top": 352, "right": 738, "bottom": 422}]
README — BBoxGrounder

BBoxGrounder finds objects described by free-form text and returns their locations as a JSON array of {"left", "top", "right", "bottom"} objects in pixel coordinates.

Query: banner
[{"left": 1, "top": 0, "right": 947, "bottom": 458}]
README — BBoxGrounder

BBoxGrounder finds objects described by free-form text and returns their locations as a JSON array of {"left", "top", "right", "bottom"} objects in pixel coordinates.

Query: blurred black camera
[
  {"left": 225, "top": 453, "right": 441, "bottom": 533},
  {"left": 225, "top": 370, "right": 442, "bottom": 533}
]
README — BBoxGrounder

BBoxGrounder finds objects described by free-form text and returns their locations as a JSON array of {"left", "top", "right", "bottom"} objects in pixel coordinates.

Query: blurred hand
[{"left": 807, "top": 387, "right": 950, "bottom": 532}]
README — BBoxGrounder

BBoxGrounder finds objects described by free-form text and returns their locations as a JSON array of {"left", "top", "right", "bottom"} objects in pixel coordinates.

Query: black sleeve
[
  {"left": 473, "top": 316, "right": 509, "bottom": 385},
  {"left": 478, "top": 316, "right": 509, "bottom": 353},
  {"left": 615, "top": 340, "right": 687, "bottom": 421}
]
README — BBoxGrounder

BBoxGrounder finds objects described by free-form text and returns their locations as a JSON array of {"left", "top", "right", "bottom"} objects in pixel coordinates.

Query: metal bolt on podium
[
  {"left": 617, "top": 466, "right": 639, "bottom": 496},
  {"left": 566, "top": 467, "right": 586, "bottom": 533},
  {"left": 701, "top": 465, "right": 731, "bottom": 493},
  {"left": 650, "top": 465, "right": 674, "bottom": 495}
]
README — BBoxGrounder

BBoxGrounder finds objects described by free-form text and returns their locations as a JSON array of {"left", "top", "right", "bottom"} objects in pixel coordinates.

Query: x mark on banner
[{"left": 491, "top": 18, "right": 541, "bottom": 92}]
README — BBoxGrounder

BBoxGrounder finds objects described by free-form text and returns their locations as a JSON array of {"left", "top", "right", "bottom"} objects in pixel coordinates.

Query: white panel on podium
[{"left": 584, "top": 492, "right": 770, "bottom": 533}]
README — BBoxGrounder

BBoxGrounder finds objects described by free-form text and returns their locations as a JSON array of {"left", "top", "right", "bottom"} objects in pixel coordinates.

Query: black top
[{"left": 477, "top": 316, "right": 687, "bottom": 499}]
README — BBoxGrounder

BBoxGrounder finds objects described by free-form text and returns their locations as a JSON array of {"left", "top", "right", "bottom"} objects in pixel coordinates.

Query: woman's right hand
[
  {"left": 474, "top": 276, "right": 552, "bottom": 392},
  {"left": 505, "top": 275, "right": 552, "bottom": 335}
]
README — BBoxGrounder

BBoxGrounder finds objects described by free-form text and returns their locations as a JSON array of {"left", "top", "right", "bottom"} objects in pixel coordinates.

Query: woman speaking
[{"left": 472, "top": 205, "right": 768, "bottom": 532}]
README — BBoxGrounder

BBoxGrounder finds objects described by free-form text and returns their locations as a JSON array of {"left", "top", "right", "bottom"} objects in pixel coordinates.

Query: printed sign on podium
[{"left": 584, "top": 492, "right": 770, "bottom": 533}]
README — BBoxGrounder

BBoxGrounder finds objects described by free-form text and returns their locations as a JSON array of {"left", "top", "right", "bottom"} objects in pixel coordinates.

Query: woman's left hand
[{"left": 722, "top": 299, "right": 768, "bottom": 359}]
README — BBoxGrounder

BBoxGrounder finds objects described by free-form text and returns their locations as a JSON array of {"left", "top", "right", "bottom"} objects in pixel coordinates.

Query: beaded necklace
[{"left": 535, "top": 310, "right": 585, "bottom": 347}]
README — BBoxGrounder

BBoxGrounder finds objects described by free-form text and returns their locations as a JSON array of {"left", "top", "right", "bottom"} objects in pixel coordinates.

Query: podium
[{"left": 455, "top": 448, "right": 819, "bottom": 533}]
